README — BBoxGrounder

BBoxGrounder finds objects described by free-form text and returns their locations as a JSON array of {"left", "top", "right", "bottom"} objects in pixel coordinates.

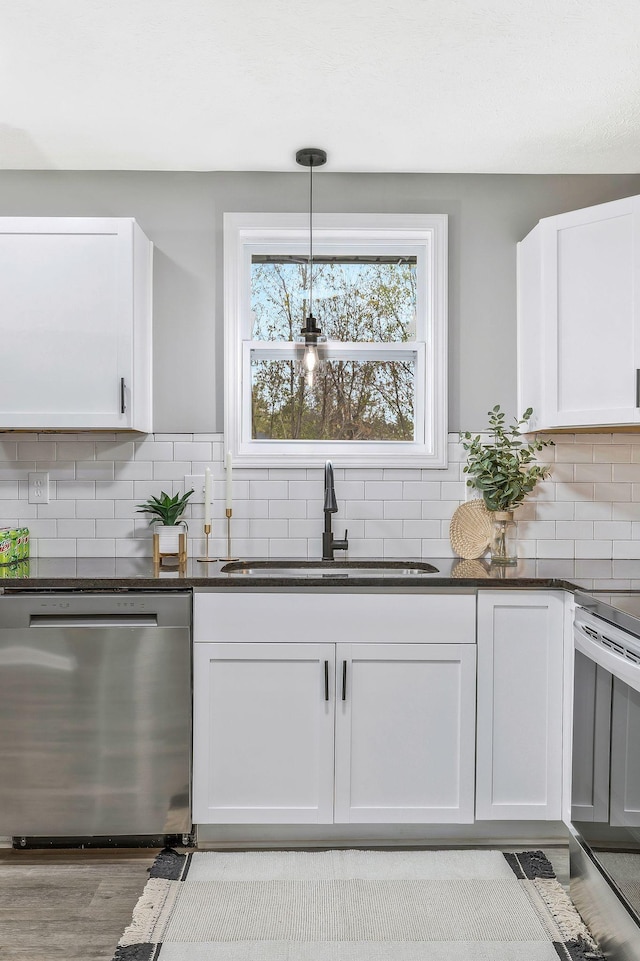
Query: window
[{"left": 224, "top": 213, "right": 447, "bottom": 467}]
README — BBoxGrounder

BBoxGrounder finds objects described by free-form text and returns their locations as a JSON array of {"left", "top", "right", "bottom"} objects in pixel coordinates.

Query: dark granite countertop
[{"left": 1, "top": 556, "right": 640, "bottom": 593}]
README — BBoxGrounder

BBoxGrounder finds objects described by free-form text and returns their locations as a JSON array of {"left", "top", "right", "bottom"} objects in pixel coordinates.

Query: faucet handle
[{"left": 333, "top": 529, "right": 349, "bottom": 552}]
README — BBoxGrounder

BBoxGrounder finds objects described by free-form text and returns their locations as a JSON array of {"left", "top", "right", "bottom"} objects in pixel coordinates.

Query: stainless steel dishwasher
[{"left": 0, "top": 591, "right": 191, "bottom": 843}]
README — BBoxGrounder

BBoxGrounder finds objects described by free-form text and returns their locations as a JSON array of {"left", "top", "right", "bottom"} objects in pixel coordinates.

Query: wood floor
[{"left": 0, "top": 847, "right": 157, "bottom": 960}]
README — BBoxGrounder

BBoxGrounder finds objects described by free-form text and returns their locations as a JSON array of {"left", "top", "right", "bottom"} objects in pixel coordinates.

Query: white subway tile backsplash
[
  {"left": 114, "top": 461, "right": 154, "bottom": 480},
  {"left": 0, "top": 462, "right": 36, "bottom": 480},
  {"left": 403, "top": 519, "right": 441, "bottom": 539},
  {"left": 402, "top": 481, "right": 441, "bottom": 500},
  {"left": 0, "top": 442, "right": 17, "bottom": 461},
  {"left": 152, "top": 462, "right": 192, "bottom": 482},
  {"left": 40, "top": 461, "right": 77, "bottom": 480},
  {"left": 37, "top": 538, "right": 76, "bottom": 557},
  {"left": 6, "top": 428, "right": 640, "bottom": 562},
  {"left": 58, "top": 519, "right": 96, "bottom": 538},
  {"left": 595, "top": 483, "right": 632, "bottom": 502},
  {"left": 78, "top": 500, "right": 115, "bottom": 518},
  {"left": 575, "top": 539, "right": 613, "bottom": 559},
  {"left": 574, "top": 464, "right": 611, "bottom": 483},
  {"left": 77, "top": 538, "right": 116, "bottom": 557},
  {"left": 268, "top": 538, "right": 308, "bottom": 558},
  {"left": 364, "top": 519, "right": 403, "bottom": 539},
  {"left": 249, "top": 480, "right": 288, "bottom": 500},
  {"left": 96, "top": 480, "right": 134, "bottom": 500},
  {"left": 555, "top": 444, "right": 593, "bottom": 463},
  {"left": 345, "top": 500, "right": 384, "bottom": 520},
  {"left": 96, "top": 441, "right": 135, "bottom": 461},
  {"left": 365, "top": 481, "right": 403, "bottom": 500},
  {"left": 575, "top": 501, "right": 612, "bottom": 520},
  {"left": 269, "top": 500, "right": 307, "bottom": 519},
  {"left": 384, "top": 538, "right": 421, "bottom": 557},
  {"left": 595, "top": 445, "right": 631, "bottom": 463},
  {"left": 133, "top": 441, "right": 174, "bottom": 461},
  {"left": 594, "top": 521, "right": 633, "bottom": 539},
  {"left": 383, "top": 500, "right": 422, "bottom": 520},
  {"left": 37, "top": 499, "right": 76, "bottom": 519},
  {"left": 76, "top": 460, "right": 115, "bottom": 481},
  {"left": 57, "top": 480, "right": 95, "bottom": 500},
  {"left": 57, "top": 441, "right": 95, "bottom": 461},
  {"left": 96, "top": 519, "right": 135, "bottom": 538}
]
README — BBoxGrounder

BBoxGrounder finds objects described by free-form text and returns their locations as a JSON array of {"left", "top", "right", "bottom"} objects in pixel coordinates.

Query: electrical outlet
[
  {"left": 28, "top": 471, "right": 49, "bottom": 505},
  {"left": 185, "top": 474, "right": 206, "bottom": 502}
]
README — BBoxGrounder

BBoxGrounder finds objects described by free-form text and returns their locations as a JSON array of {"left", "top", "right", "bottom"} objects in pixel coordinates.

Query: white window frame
[{"left": 224, "top": 212, "right": 448, "bottom": 468}]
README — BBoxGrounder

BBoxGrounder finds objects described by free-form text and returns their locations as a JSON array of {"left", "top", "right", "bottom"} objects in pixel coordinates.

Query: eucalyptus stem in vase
[{"left": 460, "top": 406, "right": 553, "bottom": 564}]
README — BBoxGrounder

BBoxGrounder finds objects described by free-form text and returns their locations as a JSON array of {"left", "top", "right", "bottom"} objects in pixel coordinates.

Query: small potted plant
[
  {"left": 460, "top": 406, "right": 553, "bottom": 564},
  {"left": 136, "top": 488, "right": 194, "bottom": 562}
]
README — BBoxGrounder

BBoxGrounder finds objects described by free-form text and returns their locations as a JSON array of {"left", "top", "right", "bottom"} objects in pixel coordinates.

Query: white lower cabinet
[
  {"left": 193, "top": 642, "right": 335, "bottom": 824},
  {"left": 475, "top": 591, "right": 565, "bottom": 820},
  {"left": 192, "top": 591, "right": 477, "bottom": 826},
  {"left": 334, "top": 643, "right": 476, "bottom": 823}
]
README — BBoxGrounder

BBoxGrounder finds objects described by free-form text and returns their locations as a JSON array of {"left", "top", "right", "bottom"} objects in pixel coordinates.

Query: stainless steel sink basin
[{"left": 220, "top": 560, "right": 439, "bottom": 578}]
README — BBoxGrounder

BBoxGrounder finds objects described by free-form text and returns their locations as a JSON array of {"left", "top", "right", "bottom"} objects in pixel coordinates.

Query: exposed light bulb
[{"left": 302, "top": 344, "right": 319, "bottom": 373}]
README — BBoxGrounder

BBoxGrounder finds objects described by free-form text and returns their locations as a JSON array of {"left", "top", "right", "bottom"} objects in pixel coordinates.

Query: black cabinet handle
[
  {"left": 120, "top": 377, "right": 126, "bottom": 414},
  {"left": 324, "top": 660, "right": 329, "bottom": 701},
  {"left": 636, "top": 369, "right": 640, "bottom": 408},
  {"left": 342, "top": 660, "right": 347, "bottom": 701}
]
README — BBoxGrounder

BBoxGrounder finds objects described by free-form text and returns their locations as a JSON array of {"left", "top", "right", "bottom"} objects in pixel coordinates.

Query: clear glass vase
[{"left": 490, "top": 511, "right": 517, "bottom": 566}]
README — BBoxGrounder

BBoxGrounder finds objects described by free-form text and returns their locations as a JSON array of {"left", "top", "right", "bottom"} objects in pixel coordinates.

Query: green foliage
[
  {"left": 460, "top": 407, "right": 554, "bottom": 512},
  {"left": 136, "top": 489, "right": 194, "bottom": 526}
]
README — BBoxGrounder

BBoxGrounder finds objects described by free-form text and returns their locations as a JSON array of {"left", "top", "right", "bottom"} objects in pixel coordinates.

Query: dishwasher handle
[{"left": 29, "top": 613, "right": 159, "bottom": 628}]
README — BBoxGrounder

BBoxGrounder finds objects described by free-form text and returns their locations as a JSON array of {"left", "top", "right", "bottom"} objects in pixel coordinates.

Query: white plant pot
[
  {"left": 152, "top": 522, "right": 187, "bottom": 564},
  {"left": 157, "top": 525, "right": 183, "bottom": 553}
]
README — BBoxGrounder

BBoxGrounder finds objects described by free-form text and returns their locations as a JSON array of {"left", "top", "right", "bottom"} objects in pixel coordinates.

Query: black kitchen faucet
[{"left": 322, "top": 461, "right": 349, "bottom": 561}]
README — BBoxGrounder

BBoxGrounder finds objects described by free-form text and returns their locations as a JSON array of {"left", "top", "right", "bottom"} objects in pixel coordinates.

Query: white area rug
[{"left": 113, "top": 848, "right": 604, "bottom": 961}]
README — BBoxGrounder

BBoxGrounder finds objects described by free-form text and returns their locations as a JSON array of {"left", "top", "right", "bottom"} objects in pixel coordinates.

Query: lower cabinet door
[
  {"left": 475, "top": 591, "right": 565, "bottom": 820},
  {"left": 334, "top": 643, "right": 477, "bottom": 824},
  {"left": 193, "top": 642, "right": 335, "bottom": 824}
]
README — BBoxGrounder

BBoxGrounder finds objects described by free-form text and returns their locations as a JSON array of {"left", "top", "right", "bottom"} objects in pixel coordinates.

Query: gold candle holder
[
  {"left": 219, "top": 508, "right": 238, "bottom": 561},
  {"left": 197, "top": 523, "right": 217, "bottom": 563}
]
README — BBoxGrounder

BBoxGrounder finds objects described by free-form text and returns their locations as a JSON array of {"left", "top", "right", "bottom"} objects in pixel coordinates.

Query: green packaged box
[
  {"left": 0, "top": 559, "right": 29, "bottom": 578},
  {"left": 0, "top": 527, "right": 29, "bottom": 564}
]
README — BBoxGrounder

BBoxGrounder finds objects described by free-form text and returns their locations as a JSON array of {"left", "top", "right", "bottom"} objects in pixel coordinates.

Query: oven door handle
[{"left": 574, "top": 624, "right": 640, "bottom": 695}]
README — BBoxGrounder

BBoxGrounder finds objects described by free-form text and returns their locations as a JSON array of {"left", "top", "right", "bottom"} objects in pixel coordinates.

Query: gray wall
[{"left": 2, "top": 170, "right": 640, "bottom": 433}]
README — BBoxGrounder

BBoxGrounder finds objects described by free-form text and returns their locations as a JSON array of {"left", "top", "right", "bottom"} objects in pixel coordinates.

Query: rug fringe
[
  {"left": 534, "top": 878, "right": 599, "bottom": 948},
  {"left": 118, "top": 877, "right": 180, "bottom": 947}
]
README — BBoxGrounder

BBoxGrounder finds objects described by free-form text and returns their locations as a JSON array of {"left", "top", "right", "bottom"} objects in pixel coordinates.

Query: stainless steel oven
[{"left": 572, "top": 596, "right": 640, "bottom": 961}]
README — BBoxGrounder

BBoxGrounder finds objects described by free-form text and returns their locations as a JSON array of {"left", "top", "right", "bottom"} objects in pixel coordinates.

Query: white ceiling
[{"left": 2, "top": 0, "right": 640, "bottom": 173}]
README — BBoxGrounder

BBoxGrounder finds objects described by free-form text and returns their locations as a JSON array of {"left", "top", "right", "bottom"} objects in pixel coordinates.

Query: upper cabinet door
[
  {"left": 518, "top": 195, "right": 640, "bottom": 431},
  {"left": 0, "top": 217, "right": 152, "bottom": 431}
]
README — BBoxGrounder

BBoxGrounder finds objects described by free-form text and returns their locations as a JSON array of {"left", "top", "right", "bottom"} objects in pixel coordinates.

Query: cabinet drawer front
[{"left": 194, "top": 591, "right": 476, "bottom": 644}]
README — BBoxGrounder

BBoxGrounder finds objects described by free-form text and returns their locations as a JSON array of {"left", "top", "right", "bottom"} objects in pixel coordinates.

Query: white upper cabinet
[
  {"left": 0, "top": 217, "right": 152, "bottom": 431},
  {"left": 518, "top": 195, "right": 640, "bottom": 431}
]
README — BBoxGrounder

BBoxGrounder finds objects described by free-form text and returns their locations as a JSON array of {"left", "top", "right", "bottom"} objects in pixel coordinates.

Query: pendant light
[{"left": 295, "top": 146, "right": 327, "bottom": 387}]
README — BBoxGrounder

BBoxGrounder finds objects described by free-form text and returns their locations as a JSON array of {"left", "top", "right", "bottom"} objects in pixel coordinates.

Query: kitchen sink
[{"left": 220, "top": 560, "right": 439, "bottom": 578}]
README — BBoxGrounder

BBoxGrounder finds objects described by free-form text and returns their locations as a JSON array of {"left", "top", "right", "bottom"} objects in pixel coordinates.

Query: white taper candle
[
  {"left": 225, "top": 451, "right": 233, "bottom": 510},
  {"left": 204, "top": 467, "right": 211, "bottom": 526}
]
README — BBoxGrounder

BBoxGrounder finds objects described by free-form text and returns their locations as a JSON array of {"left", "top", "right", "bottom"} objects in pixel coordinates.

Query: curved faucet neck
[{"left": 324, "top": 460, "right": 337, "bottom": 513}]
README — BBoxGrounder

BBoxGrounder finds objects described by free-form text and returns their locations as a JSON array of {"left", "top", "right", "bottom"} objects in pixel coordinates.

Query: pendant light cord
[{"left": 309, "top": 161, "right": 314, "bottom": 318}]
